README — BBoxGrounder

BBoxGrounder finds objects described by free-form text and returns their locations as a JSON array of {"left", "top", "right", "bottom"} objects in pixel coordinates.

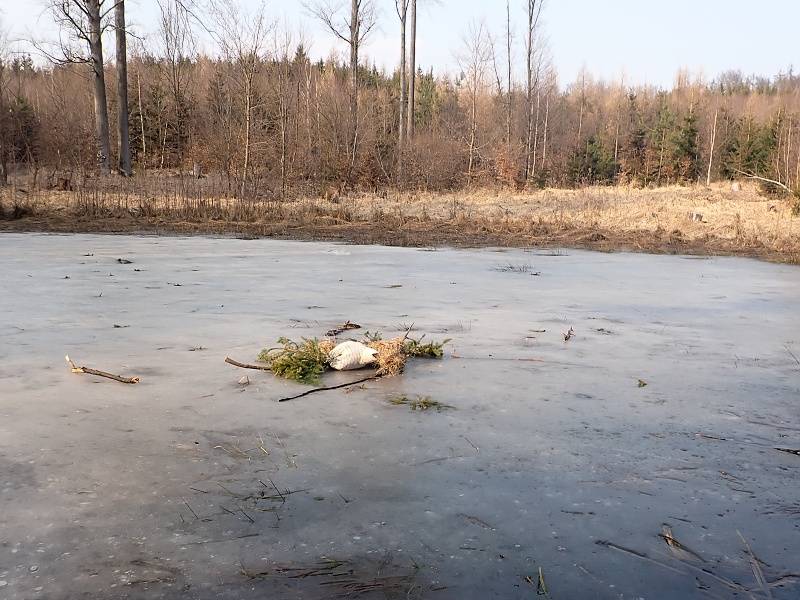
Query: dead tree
[
  {"left": 455, "top": 20, "right": 492, "bottom": 184},
  {"left": 207, "top": 0, "right": 273, "bottom": 198}
]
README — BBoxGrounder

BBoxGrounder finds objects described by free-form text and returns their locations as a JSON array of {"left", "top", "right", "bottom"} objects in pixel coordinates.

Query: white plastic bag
[{"left": 328, "top": 341, "right": 378, "bottom": 370}]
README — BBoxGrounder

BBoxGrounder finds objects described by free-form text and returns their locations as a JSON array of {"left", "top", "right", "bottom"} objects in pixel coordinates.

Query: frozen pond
[{"left": 1, "top": 233, "right": 799, "bottom": 599}]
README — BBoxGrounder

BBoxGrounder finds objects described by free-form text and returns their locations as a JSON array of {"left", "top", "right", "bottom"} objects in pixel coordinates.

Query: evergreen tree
[
  {"left": 567, "top": 134, "right": 617, "bottom": 186},
  {"left": 670, "top": 112, "right": 699, "bottom": 183},
  {"left": 722, "top": 114, "right": 779, "bottom": 178}
]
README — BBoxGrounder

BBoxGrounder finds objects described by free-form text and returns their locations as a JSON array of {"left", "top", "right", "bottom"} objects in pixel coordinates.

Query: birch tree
[{"left": 207, "top": 0, "right": 273, "bottom": 198}]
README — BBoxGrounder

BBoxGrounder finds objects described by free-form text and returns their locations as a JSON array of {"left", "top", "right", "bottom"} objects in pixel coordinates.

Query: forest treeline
[{"left": 1, "top": 13, "right": 799, "bottom": 198}]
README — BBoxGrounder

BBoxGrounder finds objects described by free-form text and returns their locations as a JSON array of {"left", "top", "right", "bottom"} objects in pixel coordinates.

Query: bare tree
[
  {"left": 115, "top": 1, "right": 131, "bottom": 175},
  {"left": 155, "top": 0, "right": 196, "bottom": 167},
  {"left": 304, "top": 0, "right": 378, "bottom": 177},
  {"left": 455, "top": 19, "right": 492, "bottom": 183},
  {"left": 44, "top": 0, "right": 115, "bottom": 175},
  {"left": 207, "top": 0, "right": 273, "bottom": 198},
  {"left": 524, "top": 0, "right": 546, "bottom": 181},
  {"left": 489, "top": 1, "right": 514, "bottom": 146},
  {"left": 268, "top": 24, "right": 308, "bottom": 196}
]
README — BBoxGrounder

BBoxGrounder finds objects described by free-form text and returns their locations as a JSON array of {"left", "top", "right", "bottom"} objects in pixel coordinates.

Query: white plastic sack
[{"left": 328, "top": 340, "right": 378, "bottom": 371}]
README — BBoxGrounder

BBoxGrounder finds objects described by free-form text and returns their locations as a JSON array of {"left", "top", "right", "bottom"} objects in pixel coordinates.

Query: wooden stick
[
  {"left": 278, "top": 374, "right": 382, "bottom": 402},
  {"left": 224, "top": 357, "right": 271, "bottom": 371},
  {"left": 65, "top": 355, "right": 139, "bottom": 384}
]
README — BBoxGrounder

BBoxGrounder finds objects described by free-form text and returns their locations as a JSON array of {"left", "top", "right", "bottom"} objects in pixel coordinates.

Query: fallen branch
[
  {"left": 224, "top": 357, "right": 271, "bottom": 371},
  {"left": 278, "top": 374, "right": 382, "bottom": 402},
  {"left": 65, "top": 355, "right": 139, "bottom": 384},
  {"left": 731, "top": 168, "right": 792, "bottom": 192}
]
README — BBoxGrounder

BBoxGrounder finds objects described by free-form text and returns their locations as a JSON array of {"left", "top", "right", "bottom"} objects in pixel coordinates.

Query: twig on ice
[
  {"left": 65, "top": 355, "right": 139, "bottom": 384},
  {"left": 224, "top": 357, "right": 271, "bottom": 371}
]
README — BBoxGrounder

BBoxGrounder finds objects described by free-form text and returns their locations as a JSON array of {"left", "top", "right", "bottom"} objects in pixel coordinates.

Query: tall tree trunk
[
  {"left": 524, "top": 0, "right": 538, "bottom": 181},
  {"left": 504, "top": 0, "right": 512, "bottom": 146},
  {"left": 468, "top": 83, "right": 477, "bottom": 182},
  {"left": 576, "top": 72, "right": 585, "bottom": 145},
  {"left": 115, "top": 0, "right": 132, "bottom": 176},
  {"left": 532, "top": 85, "right": 540, "bottom": 177},
  {"left": 348, "top": 0, "right": 360, "bottom": 175},
  {"left": 706, "top": 108, "right": 718, "bottom": 186},
  {"left": 137, "top": 69, "right": 146, "bottom": 172},
  {"left": 241, "top": 76, "right": 252, "bottom": 198},
  {"left": 397, "top": 0, "right": 408, "bottom": 181},
  {"left": 87, "top": 0, "right": 111, "bottom": 175},
  {"left": 542, "top": 92, "right": 549, "bottom": 166},
  {"left": 0, "top": 62, "right": 7, "bottom": 185},
  {"left": 407, "top": 0, "right": 416, "bottom": 139},
  {"left": 783, "top": 114, "right": 792, "bottom": 187}
]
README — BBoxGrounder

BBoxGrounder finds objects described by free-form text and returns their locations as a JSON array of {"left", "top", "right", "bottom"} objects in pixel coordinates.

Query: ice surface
[{"left": 1, "top": 233, "right": 799, "bottom": 599}]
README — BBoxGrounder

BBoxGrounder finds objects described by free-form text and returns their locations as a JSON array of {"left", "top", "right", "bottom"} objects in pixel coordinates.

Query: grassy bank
[{"left": 1, "top": 175, "right": 798, "bottom": 263}]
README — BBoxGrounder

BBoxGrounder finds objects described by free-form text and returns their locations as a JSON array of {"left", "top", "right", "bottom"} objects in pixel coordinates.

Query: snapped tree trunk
[
  {"left": 87, "top": 0, "right": 111, "bottom": 175},
  {"left": 115, "top": 0, "right": 132, "bottom": 176}
]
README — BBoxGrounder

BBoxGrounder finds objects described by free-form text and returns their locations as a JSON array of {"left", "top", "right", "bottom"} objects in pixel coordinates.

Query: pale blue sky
[{"left": 2, "top": 0, "right": 798, "bottom": 89}]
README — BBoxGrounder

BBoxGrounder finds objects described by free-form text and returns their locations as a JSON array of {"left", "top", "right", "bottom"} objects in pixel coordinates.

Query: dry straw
[{"left": 367, "top": 337, "right": 407, "bottom": 376}]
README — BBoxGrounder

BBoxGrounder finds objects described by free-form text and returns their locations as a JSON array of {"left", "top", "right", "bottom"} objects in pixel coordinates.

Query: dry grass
[
  {"left": 362, "top": 183, "right": 799, "bottom": 258},
  {"left": 1, "top": 175, "right": 798, "bottom": 262},
  {"left": 366, "top": 338, "right": 406, "bottom": 376}
]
